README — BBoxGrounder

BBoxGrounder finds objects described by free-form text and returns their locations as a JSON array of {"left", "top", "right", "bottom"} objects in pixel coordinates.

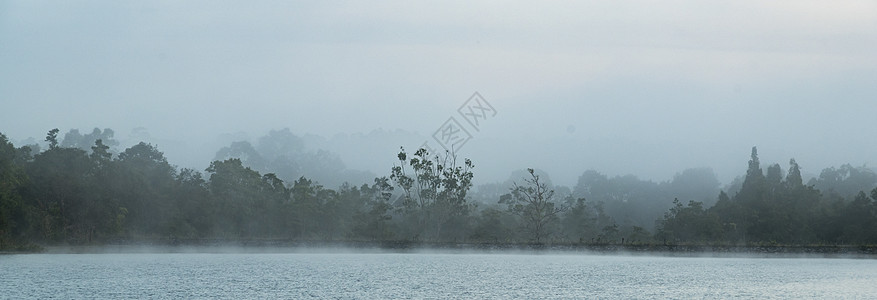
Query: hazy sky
[{"left": 2, "top": 1, "right": 876, "bottom": 186}]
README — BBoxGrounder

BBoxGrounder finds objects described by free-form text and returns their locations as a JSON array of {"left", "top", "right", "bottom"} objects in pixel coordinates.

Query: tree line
[
  {"left": 1, "top": 129, "right": 876, "bottom": 250},
  {"left": 657, "top": 147, "right": 877, "bottom": 245}
]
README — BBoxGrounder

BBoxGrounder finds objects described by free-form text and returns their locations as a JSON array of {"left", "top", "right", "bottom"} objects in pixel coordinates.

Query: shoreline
[{"left": 8, "top": 240, "right": 874, "bottom": 258}]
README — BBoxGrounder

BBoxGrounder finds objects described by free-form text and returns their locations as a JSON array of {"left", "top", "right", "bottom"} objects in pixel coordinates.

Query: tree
[
  {"left": 839, "top": 191, "right": 876, "bottom": 244},
  {"left": 739, "top": 146, "right": 765, "bottom": 202},
  {"left": 60, "top": 128, "right": 118, "bottom": 153},
  {"left": 289, "top": 176, "right": 332, "bottom": 239},
  {"left": 665, "top": 168, "right": 721, "bottom": 207},
  {"left": 45, "top": 128, "right": 59, "bottom": 150},
  {"left": 256, "top": 128, "right": 304, "bottom": 160},
  {"left": 560, "top": 197, "right": 599, "bottom": 243},
  {"left": 712, "top": 146, "right": 766, "bottom": 243},
  {"left": 810, "top": 164, "right": 877, "bottom": 201},
  {"left": 780, "top": 158, "right": 822, "bottom": 244},
  {"left": 114, "top": 142, "right": 177, "bottom": 237},
  {"left": 469, "top": 208, "right": 513, "bottom": 243},
  {"left": 389, "top": 147, "right": 474, "bottom": 241},
  {"left": 171, "top": 168, "right": 213, "bottom": 237},
  {"left": 500, "top": 168, "right": 566, "bottom": 243},
  {"left": 786, "top": 159, "right": 803, "bottom": 189},
  {"left": 214, "top": 141, "right": 268, "bottom": 173},
  {"left": 351, "top": 177, "right": 395, "bottom": 240},
  {"left": 90, "top": 139, "right": 112, "bottom": 168},
  {"left": 657, "top": 198, "right": 721, "bottom": 243},
  {"left": 206, "top": 158, "right": 272, "bottom": 238},
  {"left": 0, "top": 133, "right": 29, "bottom": 248},
  {"left": 215, "top": 129, "right": 368, "bottom": 189},
  {"left": 25, "top": 144, "right": 120, "bottom": 243},
  {"left": 576, "top": 171, "right": 668, "bottom": 232}
]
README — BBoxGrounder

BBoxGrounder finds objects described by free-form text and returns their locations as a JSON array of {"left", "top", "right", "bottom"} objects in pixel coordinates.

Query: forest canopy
[{"left": 1, "top": 129, "right": 876, "bottom": 250}]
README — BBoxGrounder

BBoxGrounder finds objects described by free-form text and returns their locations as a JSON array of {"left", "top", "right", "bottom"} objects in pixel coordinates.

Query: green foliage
[
  {"left": 469, "top": 208, "right": 514, "bottom": 242},
  {"left": 171, "top": 168, "right": 212, "bottom": 237},
  {"left": 115, "top": 142, "right": 183, "bottom": 237},
  {"left": 26, "top": 145, "right": 112, "bottom": 243},
  {"left": 708, "top": 151, "right": 826, "bottom": 244},
  {"left": 207, "top": 158, "right": 274, "bottom": 238},
  {"left": 45, "top": 129, "right": 59, "bottom": 150},
  {"left": 350, "top": 178, "right": 395, "bottom": 241},
  {"left": 839, "top": 191, "right": 876, "bottom": 244},
  {"left": 389, "top": 147, "right": 474, "bottom": 241},
  {"left": 0, "top": 134, "right": 29, "bottom": 249},
  {"left": 289, "top": 176, "right": 331, "bottom": 238},
  {"left": 5, "top": 130, "right": 877, "bottom": 247},
  {"left": 560, "top": 197, "right": 616, "bottom": 243},
  {"left": 657, "top": 199, "right": 722, "bottom": 243}
]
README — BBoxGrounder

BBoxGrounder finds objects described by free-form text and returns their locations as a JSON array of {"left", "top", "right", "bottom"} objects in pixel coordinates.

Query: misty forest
[{"left": 2, "top": 127, "right": 877, "bottom": 250}]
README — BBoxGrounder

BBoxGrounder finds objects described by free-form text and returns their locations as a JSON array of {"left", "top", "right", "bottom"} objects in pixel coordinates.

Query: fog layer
[{"left": 2, "top": 1, "right": 876, "bottom": 186}]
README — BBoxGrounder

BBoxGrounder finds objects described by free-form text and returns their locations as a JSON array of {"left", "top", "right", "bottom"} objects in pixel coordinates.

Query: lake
[{"left": 2, "top": 250, "right": 876, "bottom": 298}]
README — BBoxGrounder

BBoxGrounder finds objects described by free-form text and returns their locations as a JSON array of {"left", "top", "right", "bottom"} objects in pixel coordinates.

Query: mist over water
[
  {"left": 3, "top": 252, "right": 877, "bottom": 299},
  {"left": 2, "top": 2, "right": 877, "bottom": 298}
]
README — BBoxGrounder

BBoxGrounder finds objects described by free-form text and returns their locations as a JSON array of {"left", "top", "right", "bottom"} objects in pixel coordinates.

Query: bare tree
[{"left": 500, "top": 168, "right": 566, "bottom": 243}]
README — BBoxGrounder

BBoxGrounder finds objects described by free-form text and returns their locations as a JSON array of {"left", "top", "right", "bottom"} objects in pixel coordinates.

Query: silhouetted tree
[
  {"left": 45, "top": 128, "right": 59, "bottom": 150},
  {"left": 350, "top": 178, "right": 395, "bottom": 240},
  {"left": 657, "top": 198, "right": 721, "bottom": 243},
  {"left": 206, "top": 158, "right": 271, "bottom": 238},
  {"left": 500, "top": 168, "right": 566, "bottom": 243},
  {"left": 560, "top": 197, "right": 603, "bottom": 243},
  {"left": 0, "top": 134, "right": 29, "bottom": 249},
  {"left": 810, "top": 164, "right": 877, "bottom": 202},
  {"left": 389, "top": 147, "right": 474, "bottom": 241}
]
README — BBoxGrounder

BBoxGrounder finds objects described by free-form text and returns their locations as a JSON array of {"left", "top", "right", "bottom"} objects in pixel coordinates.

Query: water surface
[{"left": 2, "top": 252, "right": 875, "bottom": 298}]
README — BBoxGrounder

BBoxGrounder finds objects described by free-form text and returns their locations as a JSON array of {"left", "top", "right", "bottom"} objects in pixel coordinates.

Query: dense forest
[{"left": 1, "top": 128, "right": 876, "bottom": 251}]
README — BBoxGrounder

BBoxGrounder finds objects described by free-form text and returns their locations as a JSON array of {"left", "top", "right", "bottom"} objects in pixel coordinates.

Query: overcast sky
[{"left": 2, "top": 1, "right": 876, "bottom": 186}]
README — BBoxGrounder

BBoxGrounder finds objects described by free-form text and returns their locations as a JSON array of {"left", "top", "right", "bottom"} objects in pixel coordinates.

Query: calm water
[{"left": 2, "top": 251, "right": 876, "bottom": 299}]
